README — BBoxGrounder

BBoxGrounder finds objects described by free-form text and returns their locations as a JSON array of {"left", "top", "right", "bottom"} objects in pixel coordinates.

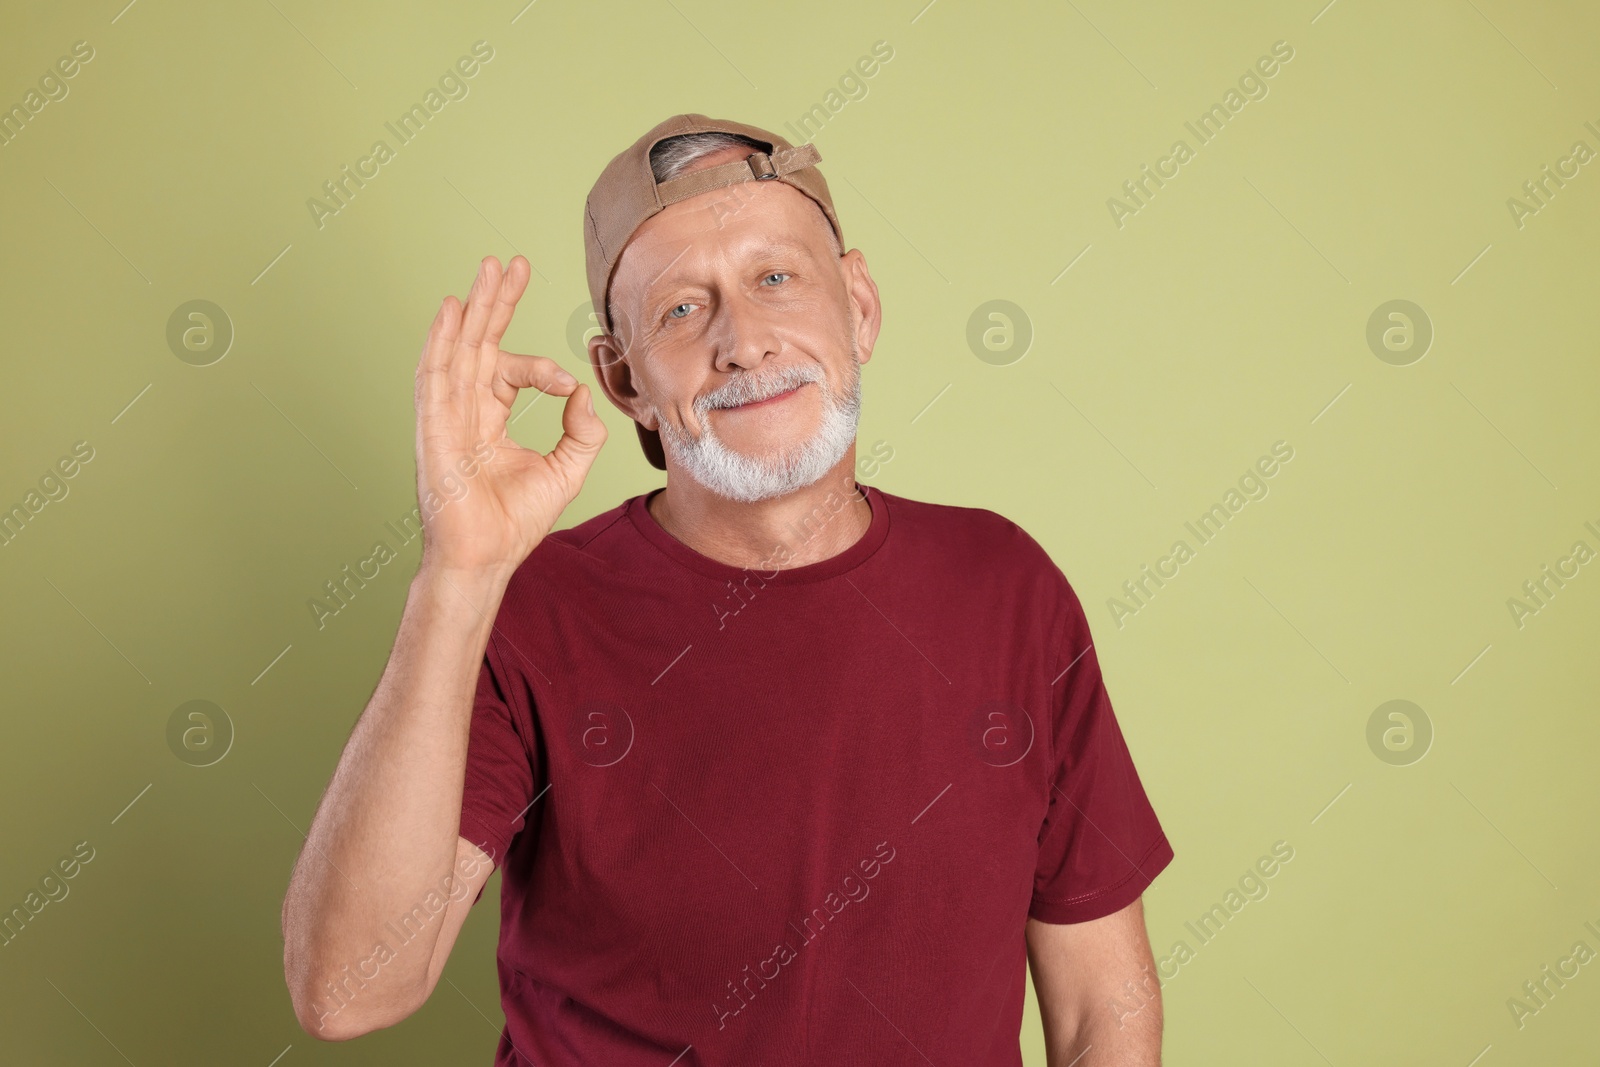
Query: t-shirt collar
[{"left": 626, "top": 482, "right": 890, "bottom": 585}]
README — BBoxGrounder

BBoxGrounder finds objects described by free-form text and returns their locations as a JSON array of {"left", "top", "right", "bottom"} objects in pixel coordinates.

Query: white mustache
[{"left": 703, "top": 364, "right": 822, "bottom": 410}]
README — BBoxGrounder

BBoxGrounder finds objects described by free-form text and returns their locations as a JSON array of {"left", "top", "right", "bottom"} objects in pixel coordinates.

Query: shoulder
[
  {"left": 878, "top": 488, "right": 1094, "bottom": 655},
  {"left": 877, "top": 487, "right": 1017, "bottom": 543},
  {"left": 503, "top": 494, "right": 639, "bottom": 591},
  {"left": 878, "top": 489, "right": 1061, "bottom": 570}
]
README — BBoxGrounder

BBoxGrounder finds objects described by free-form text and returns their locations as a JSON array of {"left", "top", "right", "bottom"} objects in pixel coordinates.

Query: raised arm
[{"left": 280, "top": 255, "right": 607, "bottom": 1040}]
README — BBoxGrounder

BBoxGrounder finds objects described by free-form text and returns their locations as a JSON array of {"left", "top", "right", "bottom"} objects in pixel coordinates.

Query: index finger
[
  {"left": 454, "top": 255, "right": 503, "bottom": 366},
  {"left": 481, "top": 256, "right": 531, "bottom": 355}
]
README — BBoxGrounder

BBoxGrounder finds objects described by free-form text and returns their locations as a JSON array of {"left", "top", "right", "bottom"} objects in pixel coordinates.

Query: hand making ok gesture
[{"left": 412, "top": 255, "right": 608, "bottom": 577}]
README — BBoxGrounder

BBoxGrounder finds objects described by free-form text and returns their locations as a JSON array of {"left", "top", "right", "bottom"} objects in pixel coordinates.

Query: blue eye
[
  {"left": 668, "top": 303, "right": 694, "bottom": 319},
  {"left": 762, "top": 272, "right": 790, "bottom": 285}
]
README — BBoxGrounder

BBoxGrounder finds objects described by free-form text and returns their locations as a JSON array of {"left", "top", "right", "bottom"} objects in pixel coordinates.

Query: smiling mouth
[{"left": 722, "top": 383, "right": 807, "bottom": 411}]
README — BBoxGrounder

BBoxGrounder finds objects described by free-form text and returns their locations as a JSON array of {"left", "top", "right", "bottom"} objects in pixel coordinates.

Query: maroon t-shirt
[{"left": 458, "top": 483, "right": 1173, "bottom": 1066}]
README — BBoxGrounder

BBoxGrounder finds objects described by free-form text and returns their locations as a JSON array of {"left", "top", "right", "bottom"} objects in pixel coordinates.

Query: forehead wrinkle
[
  {"left": 637, "top": 231, "right": 820, "bottom": 303},
  {"left": 643, "top": 242, "right": 693, "bottom": 296}
]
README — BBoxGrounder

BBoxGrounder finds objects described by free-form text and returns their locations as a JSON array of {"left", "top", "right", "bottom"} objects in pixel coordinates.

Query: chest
[{"left": 509, "top": 567, "right": 1058, "bottom": 948}]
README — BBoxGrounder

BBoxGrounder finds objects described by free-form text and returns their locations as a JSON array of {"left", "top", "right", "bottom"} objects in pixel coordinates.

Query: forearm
[{"left": 282, "top": 561, "right": 511, "bottom": 1035}]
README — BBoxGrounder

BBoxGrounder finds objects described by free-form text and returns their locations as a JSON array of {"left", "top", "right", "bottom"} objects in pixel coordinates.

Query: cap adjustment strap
[{"left": 655, "top": 143, "right": 822, "bottom": 206}]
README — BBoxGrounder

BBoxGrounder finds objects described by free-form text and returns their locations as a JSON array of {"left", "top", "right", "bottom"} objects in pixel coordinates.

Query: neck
[{"left": 648, "top": 445, "right": 870, "bottom": 570}]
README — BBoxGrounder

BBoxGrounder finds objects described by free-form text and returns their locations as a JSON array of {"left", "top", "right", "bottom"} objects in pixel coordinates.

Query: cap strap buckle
[{"left": 747, "top": 151, "right": 777, "bottom": 179}]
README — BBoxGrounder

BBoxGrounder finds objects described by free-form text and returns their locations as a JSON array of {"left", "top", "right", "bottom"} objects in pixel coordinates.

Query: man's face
[{"left": 592, "top": 145, "right": 881, "bottom": 502}]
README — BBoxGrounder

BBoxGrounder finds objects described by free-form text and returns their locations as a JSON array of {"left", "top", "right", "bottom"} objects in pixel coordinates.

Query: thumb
[{"left": 547, "top": 383, "right": 608, "bottom": 487}]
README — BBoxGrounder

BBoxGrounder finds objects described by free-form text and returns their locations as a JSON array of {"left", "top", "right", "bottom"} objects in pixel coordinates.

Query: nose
[{"left": 710, "top": 287, "right": 780, "bottom": 375}]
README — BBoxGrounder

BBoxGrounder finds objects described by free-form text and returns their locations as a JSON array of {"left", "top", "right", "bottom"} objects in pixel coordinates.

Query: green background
[{"left": 3, "top": 0, "right": 1598, "bottom": 1063}]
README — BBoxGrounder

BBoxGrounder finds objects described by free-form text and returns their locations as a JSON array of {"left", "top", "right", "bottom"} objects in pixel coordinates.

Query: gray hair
[{"left": 650, "top": 131, "right": 768, "bottom": 183}]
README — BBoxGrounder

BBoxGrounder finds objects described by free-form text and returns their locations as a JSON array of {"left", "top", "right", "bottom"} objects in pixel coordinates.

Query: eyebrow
[{"left": 642, "top": 237, "right": 816, "bottom": 300}]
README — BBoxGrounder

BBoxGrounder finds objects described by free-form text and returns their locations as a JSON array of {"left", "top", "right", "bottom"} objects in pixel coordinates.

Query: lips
[{"left": 724, "top": 383, "right": 806, "bottom": 411}]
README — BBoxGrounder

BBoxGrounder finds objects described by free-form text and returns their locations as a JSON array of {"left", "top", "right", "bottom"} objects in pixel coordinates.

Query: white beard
[{"left": 654, "top": 342, "right": 862, "bottom": 503}]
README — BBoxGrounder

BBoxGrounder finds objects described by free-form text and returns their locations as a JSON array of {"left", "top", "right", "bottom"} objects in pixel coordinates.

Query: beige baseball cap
[{"left": 582, "top": 113, "right": 845, "bottom": 471}]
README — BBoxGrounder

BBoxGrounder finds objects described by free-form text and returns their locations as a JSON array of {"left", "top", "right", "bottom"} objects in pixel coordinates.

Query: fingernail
[
  {"left": 585, "top": 388, "right": 594, "bottom": 416},
  {"left": 558, "top": 369, "right": 577, "bottom": 385}
]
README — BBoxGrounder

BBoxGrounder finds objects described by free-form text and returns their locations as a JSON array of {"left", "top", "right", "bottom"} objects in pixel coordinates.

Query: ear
[
  {"left": 839, "top": 248, "right": 882, "bottom": 366},
  {"left": 588, "top": 332, "right": 657, "bottom": 430}
]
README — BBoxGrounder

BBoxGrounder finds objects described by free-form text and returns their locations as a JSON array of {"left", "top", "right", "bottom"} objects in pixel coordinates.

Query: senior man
[{"left": 281, "top": 113, "right": 1175, "bottom": 1065}]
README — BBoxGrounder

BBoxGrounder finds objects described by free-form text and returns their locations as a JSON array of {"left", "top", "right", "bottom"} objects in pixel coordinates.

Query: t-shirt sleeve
[
  {"left": 1030, "top": 574, "right": 1174, "bottom": 924},
  {"left": 458, "top": 631, "right": 542, "bottom": 906}
]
